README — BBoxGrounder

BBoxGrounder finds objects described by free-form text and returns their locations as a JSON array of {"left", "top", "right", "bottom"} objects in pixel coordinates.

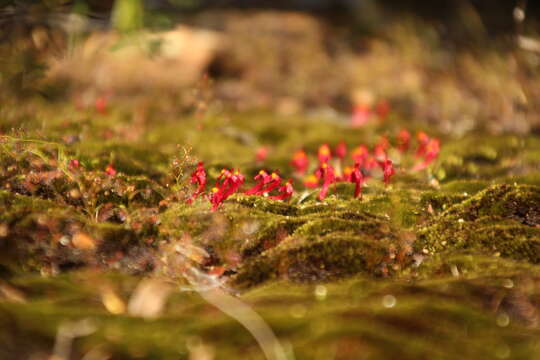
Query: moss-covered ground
[{"left": 1, "top": 97, "right": 540, "bottom": 359}]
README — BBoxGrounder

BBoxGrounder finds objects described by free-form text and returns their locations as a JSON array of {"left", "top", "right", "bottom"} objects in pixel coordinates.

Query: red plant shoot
[
  {"left": 105, "top": 164, "right": 117, "bottom": 176},
  {"left": 416, "top": 131, "right": 430, "bottom": 157},
  {"left": 413, "top": 138, "right": 440, "bottom": 171},
  {"left": 245, "top": 170, "right": 271, "bottom": 195},
  {"left": 269, "top": 179, "right": 294, "bottom": 201},
  {"left": 335, "top": 141, "right": 347, "bottom": 160},
  {"left": 69, "top": 159, "right": 80, "bottom": 170},
  {"left": 378, "top": 159, "right": 395, "bottom": 186},
  {"left": 210, "top": 168, "right": 245, "bottom": 211},
  {"left": 316, "top": 163, "right": 336, "bottom": 201},
  {"left": 351, "top": 145, "right": 369, "bottom": 167},
  {"left": 318, "top": 144, "right": 331, "bottom": 164},
  {"left": 351, "top": 103, "right": 371, "bottom": 127},
  {"left": 374, "top": 136, "right": 389, "bottom": 161},
  {"left": 255, "top": 146, "right": 269, "bottom": 163},
  {"left": 350, "top": 163, "right": 364, "bottom": 198},
  {"left": 187, "top": 162, "right": 207, "bottom": 204},
  {"left": 375, "top": 100, "right": 390, "bottom": 121},
  {"left": 95, "top": 96, "right": 107, "bottom": 114},
  {"left": 397, "top": 129, "right": 411, "bottom": 153},
  {"left": 303, "top": 174, "right": 319, "bottom": 188},
  {"left": 291, "top": 149, "right": 309, "bottom": 175},
  {"left": 260, "top": 172, "right": 282, "bottom": 194}
]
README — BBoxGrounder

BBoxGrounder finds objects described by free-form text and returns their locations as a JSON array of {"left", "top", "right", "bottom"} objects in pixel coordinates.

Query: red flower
[
  {"left": 210, "top": 169, "right": 245, "bottom": 211},
  {"left": 342, "top": 166, "right": 353, "bottom": 182},
  {"left": 378, "top": 159, "right": 395, "bottom": 186},
  {"left": 335, "top": 141, "right": 347, "bottom": 160},
  {"left": 255, "top": 146, "right": 269, "bottom": 163},
  {"left": 350, "top": 163, "right": 364, "bottom": 198},
  {"left": 291, "top": 150, "right": 309, "bottom": 175},
  {"left": 425, "top": 138, "right": 440, "bottom": 163},
  {"left": 315, "top": 163, "right": 336, "bottom": 201},
  {"left": 364, "top": 155, "right": 378, "bottom": 171},
  {"left": 187, "top": 162, "right": 207, "bottom": 204},
  {"left": 245, "top": 170, "right": 271, "bottom": 195},
  {"left": 375, "top": 100, "right": 390, "bottom": 121},
  {"left": 105, "top": 164, "right": 117, "bottom": 176},
  {"left": 416, "top": 131, "right": 430, "bottom": 157},
  {"left": 396, "top": 129, "right": 411, "bottom": 153},
  {"left": 226, "top": 170, "right": 245, "bottom": 197},
  {"left": 318, "top": 144, "right": 331, "bottom": 164},
  {"left": 303, "top": 174, "right": 319, "bottom": 188},
  {"left": 69, "top": 159, "right": 80, "bottom": 170},
  {"left": 95, "top": 96, "right": 107, "bottom": 114},
  {"left": 374, "top": 136, "right": 389, "bottom": 161},
  {"left": 260, "top": 172, "right": 282, "bottom": 194},
  {"left": 413, "top": 138, "right": 440, "bottom": 171},
  {"left": 351, "top": 104, "right": 371, "bottom": 127},
  {"left": 351, "top": 145, "right": 369, "bottom": 166},
  {"left": 269, "top": 179, "right": 294, "bottom": 201},
  {"left": 209, "top": 187, "right": 224, "bottom": 211}
]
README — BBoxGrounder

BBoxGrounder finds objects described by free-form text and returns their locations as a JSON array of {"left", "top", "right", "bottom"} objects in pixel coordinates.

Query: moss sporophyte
[
  {"left": 187, "top": 162, "right": 207, "bottom": 204},
  {"left": 185, "top": 129, "right": 440, "bottom": 211},
  {"left": 291, "top": 149, "right": 309, "bottom": 175}
]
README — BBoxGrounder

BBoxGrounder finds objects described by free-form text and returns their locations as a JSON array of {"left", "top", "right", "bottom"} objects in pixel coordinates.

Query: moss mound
[{"left": 418, "top": 184, "right": 540, "bottom": 262}]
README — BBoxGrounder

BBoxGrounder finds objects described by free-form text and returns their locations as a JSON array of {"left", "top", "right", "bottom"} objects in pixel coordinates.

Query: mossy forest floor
[{"left": 1, "top": 97, "right": 539, "bottom": 360}]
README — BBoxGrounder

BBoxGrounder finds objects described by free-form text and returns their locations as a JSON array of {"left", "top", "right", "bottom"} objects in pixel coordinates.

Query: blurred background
[
  {"left": 2, "top": 0, "right": 540, "bottom": 135},
  {"left": 2, "top": 3, "right": 540, "bottom": 360}
]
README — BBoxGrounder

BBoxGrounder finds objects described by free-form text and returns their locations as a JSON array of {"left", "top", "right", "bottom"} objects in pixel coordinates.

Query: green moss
[
  {"left": 417, "top": 184, "right": 540, "bottom": 262},
  {"left": 232, "top": 233, "right": 393, "bottom": 288}
]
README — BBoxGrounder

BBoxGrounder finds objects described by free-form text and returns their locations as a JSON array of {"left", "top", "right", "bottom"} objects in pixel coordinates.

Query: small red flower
[
  {"left": 209, "top": 187, "right": 224, "bottom": 211},
  {"left": 303, "top": 174, "right": 319, "bottom": 188},
  {"left": 245, "top": 170, "right": 271, "bottom": 195},
  {"left": 424, "top": 138, "right": 440, "bottom": 164},
  {"left": 351, "top": 104, "right": 371, "bottom": 127},
  {"left": 187, "top": 162, "right": 207, "bottom": 204},
  {"left": 335, "top": 141, "right": 347, "bottom": 160},
  {"left": 318, "top": 144, "right": 331, "bottom": 164},
  {"left": 416, "top": 131, "right": 430, "bottom": 157},
  {"left": 69, "top": 159, "right": 80, "bottom": 170},
  {"left": 95, "top": 96, "right": 107, "bottom": 114},
  {"left": 396, "top": 129, "right": 411, "bottom": 153},
  {"left": 225, "top": 170, "right": 245, "bottom": 197},
  {"left": 342, "top": 166, "right": 353, "bottom": 182},
  {"left": 105, "top": 163, "right": 117, "bottom": 176},
  {"left": 378, "top": 159, "right": 395, "bottom": 186},
  {"left": 260, "top": 172, "right": 282, "bottom": 194},
  {"left": 210, "top": 168, "right": 245, "bottom": 211},
  {"left": 291, "top": 150, "right": 309, "bottom": 175},
  {"left": 350, "top": 163, "right": 364, "bottom": 198},
  {"left": 315, "top": 163, "right": 336, "bottom": 201},
  {"left": 364, "top": 155, "right": 378, "bottom": 171},
  {"left": 351, "top": 145, "right": 369, "bottom": 166},
  {"left": 269, "top": 179, "right": 294, "bottom": 201},
  {"left": 255, "top": 146, "right": 269, "bottom": 163},
  {"left": 413, "top": 138, "right": 440, "bottom": 171},
  {"left": 375, "top": 100, "right": 390, "bottom": 121},
  {"left": 374, "top": 136, "right": 389, "bottom": 161}
]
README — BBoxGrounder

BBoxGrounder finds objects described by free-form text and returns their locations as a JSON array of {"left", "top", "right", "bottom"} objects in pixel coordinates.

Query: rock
[{"left": 47, "top": 25, "right": 223, "bottom": 92}]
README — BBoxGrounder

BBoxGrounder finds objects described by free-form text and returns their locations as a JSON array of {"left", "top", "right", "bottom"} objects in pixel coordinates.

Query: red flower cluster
[
  {"left": 210, "top": 169, "right": 245, "bottom": 211},
  {"left": 186, "top": 165, "right": 294, "bottom": 211},
  {"left": 295, "top": 130, "right": 440, "bottom": 200},
  {"left": 184, "top": 129, "right": 440, "bottom": 210}
]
